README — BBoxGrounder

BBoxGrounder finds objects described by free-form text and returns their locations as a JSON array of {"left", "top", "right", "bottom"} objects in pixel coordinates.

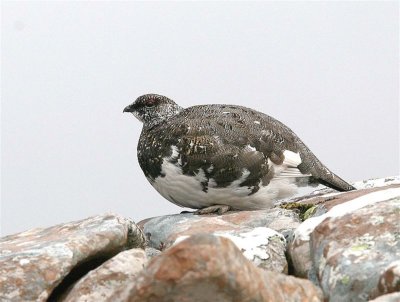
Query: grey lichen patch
[
  {"left": 343, "top": 234, "right": 376, "bottom": 257},
  {"left": 269, "top": 234, "right": 286, "bottom": 244},
  {"left": 280, "top": 203, "right": 316, "bottom": 221},
  {"left": 126, "top": 220, "right": 147, "bottom": 249},
  {"left": 369, "top": 215, "right": 385, "bottom": 225}
]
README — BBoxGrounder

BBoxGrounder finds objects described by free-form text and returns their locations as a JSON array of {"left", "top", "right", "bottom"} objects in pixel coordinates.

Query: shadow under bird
[{"left": 124, "top": 94, "right": 355, "bottom": 215}]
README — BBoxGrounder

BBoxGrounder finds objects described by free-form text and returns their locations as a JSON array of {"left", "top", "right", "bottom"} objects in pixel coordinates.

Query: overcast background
[{"left": 1, "top": 1, "right": 399, "bottom": 236}]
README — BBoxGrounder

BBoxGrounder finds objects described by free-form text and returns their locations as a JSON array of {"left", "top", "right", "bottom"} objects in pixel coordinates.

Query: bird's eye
[{"left": 144, "top": 99, "right": 156, "bottom": 108}]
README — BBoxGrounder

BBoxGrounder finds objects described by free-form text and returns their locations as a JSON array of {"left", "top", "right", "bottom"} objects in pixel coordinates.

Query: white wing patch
[
  {"left": 244, "top": 144, "right": 256, "bottom": 152},
  {"left": 282, "top": 150, "right": 302, "bottom": 167},
  {"left": 270, "top": 150, "right": 310, "bottom": 179}
]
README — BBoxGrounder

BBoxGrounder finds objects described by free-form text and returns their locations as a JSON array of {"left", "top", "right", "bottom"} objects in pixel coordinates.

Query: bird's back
[{"left": 138, "top": 103, "right": 354, "bottom": 196}]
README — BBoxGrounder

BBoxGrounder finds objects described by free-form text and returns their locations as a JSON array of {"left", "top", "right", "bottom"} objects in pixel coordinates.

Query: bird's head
[{"left": 123, "top": 94, "right": 183, "bottom": 128}]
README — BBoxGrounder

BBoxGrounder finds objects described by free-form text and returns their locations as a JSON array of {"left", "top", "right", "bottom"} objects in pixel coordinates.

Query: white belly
[{"left": 149, "top": 160, "right": 300, "bottom": 210}]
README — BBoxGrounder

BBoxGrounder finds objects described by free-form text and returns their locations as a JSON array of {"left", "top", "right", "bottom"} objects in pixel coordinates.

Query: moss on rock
[{"left": 280, "top": 203, "right": 316, "bottom": 221}]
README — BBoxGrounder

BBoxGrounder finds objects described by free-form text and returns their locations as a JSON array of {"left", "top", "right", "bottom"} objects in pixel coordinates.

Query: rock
[
  {"left": 352, "top": 176, "right": 400, "bottom": 190},
  {"left": 1, "top": 176, "right": 399, "bottom": 301},
  {"left": 139, "top": 208, "right": 300, "bottom": 273},
  {"left": 311, "top": 196, "right": 400, "bottom": 301},
  {"left": 113, "top": 234, "right": 323, "bottom": 302},
  {"left": 145, "top": 247, "right": 162, "bottom": 259},
  {"left": 61, "top": 248, "right": 147, "bottom": 301},
  {"left": 288, "top": 183, "right": 400, "bottom": 215},
  {"left": 181, "top": 227, "right": 288, "bottom": 273},
  {"left": 0, "top": 213, "right": 146, "bottom": 302},
  {"left": 288, "top": 182, "right": 400, "bottom": 278},
  {"left": 287, "top": 176, "right": 400, "bottom": 205},
  {"left": 370, "top": 260, "right": 400, "bottom": 299},
  {"left": 369, "top": 292, "right": 400, "bottom": 302}
]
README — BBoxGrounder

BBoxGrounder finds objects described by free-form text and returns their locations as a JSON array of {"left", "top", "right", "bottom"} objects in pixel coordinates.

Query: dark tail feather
[{"left": 318, "top": 173, "right": 356, "bottom": 192}]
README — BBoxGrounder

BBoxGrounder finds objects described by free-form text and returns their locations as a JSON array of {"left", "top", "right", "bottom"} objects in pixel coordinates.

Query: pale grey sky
[{"left": 1, "top": 1, "right": 399, "bottom": 236}]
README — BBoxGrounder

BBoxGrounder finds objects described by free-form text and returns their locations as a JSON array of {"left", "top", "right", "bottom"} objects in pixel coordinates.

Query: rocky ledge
[{"left": 1, "top": 176, "right": 399, "bottom": 302}]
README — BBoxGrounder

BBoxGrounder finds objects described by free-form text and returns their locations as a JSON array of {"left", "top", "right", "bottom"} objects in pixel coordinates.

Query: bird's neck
[{"left": 143, "top": 104, "right": 184, "bottom": 130}]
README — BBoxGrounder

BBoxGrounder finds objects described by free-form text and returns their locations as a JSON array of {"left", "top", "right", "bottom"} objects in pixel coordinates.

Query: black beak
[{"left": 123, "top": 104, "right": 134, "bottom": 113}]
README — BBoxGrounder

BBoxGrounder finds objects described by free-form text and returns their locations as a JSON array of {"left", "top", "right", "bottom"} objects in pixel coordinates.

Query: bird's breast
[{"left": 143, "top": 145, "right": 314, "bottom": 210}]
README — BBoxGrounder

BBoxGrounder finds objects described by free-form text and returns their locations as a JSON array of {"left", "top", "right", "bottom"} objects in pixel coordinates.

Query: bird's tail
[{"left": 317, "top": 167, "right": 356, "bottom": 192}]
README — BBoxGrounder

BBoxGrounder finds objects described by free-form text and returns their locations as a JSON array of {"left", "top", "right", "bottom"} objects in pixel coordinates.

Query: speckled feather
[{"left": 124, "top": 94, "right": 355, "bottom": 210}]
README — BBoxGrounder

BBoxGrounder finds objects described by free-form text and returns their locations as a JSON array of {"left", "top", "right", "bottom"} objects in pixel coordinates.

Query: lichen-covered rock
[
  {"left": 370, "top": 260, "right": 400, "bottom": 299},
  {"left": 113, "top": 234, "right": 323, "bottom": 302},
  {"left": 311, "top": 196, "right": 400, "bottom": 301},
  {"left": 145, "top": 247, "right": 162, "bottom": 259},
  {"left": 288, "top": 182, "right": 400, "bottom": 278},
  {"left": 139, "top": 207, "right": 300, "bottom": 246},
  {"left": 288, "top": 176, "right": 400, "bottom": 205},
  {"left": 352, "top": 176, "right": 400, "bottom": 190},
  {"left": 288, "top": 180, "right": 400, "bottom": 216},
  {"left": 61, "top": 248, "right": 147, "bottom": 301},
  {"left": 139, "top": 208, "right": 300, "bottom": 273},
  {"left": 369, "top": 292, "right": 400, "bottom": 302},
  {"left": 178, "top": 227, "right": 288, "bottom": 273},
  {"left": 0, "top": 213, "right": 146, "bottom": 302},
  {"left": 1, "top": 176, "right": 398, "bottom": 302}
]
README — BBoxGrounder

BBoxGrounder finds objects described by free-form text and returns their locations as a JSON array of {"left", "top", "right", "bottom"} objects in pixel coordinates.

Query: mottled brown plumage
[{"left": 124, "top": 94, "right": 355, "bottom": 213}]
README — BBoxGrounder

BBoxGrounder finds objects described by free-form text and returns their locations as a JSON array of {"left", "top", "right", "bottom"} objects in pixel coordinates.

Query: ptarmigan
[{"left": 124, "top": 94, "right": 355, "bottom": 214}]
